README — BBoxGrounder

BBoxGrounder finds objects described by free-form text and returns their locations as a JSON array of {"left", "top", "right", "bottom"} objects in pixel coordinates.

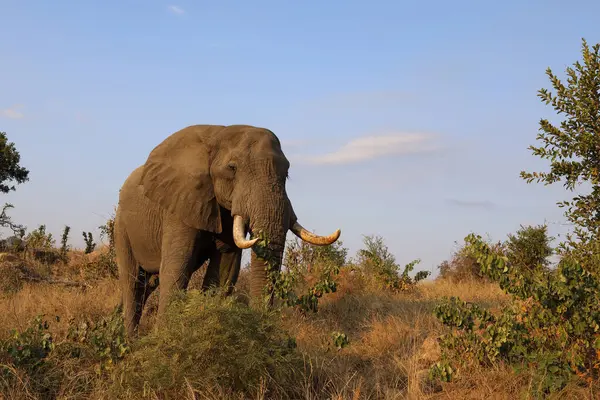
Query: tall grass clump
[{"left": 110, "top": 289, "right": 302, "bottom": 399}]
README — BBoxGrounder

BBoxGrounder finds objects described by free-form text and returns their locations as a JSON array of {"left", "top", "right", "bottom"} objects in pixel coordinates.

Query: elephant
[{"left": 114, "top": 124, "right": 341, "bottom": 336}]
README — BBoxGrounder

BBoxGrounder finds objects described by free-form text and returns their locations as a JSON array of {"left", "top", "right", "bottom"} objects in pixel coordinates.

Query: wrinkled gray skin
[{"left": 115, "top": 124, "right": 340, "bottom": 336}]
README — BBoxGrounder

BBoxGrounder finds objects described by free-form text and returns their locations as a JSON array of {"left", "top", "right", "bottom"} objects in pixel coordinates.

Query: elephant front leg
[{"left": 156, "top": 226, "right": 198, "bottom": 319}]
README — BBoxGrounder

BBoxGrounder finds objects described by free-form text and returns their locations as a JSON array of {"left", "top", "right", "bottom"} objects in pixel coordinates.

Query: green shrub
[
  {"left": 355, "top": 234, "right": 430, "bottom": 291},
  {"left": 284, "top": 237, "right": 348, "bottom": 274},
  {"left": 0, "top": 308, "right": 130, "bottom": 398},
  {"left": 504, "top": 224, "right": 554, "bottom": 273},
  {"left": 65, "top": 305, "right": 129, "bottom": 374},
  {"left": 1, "top": 315, "right": 54, "bottom": 372},
  {"left": 110, "top": 289, "right": 301, "bottom": 399},
  {"left": 25, "top": 224, "right": 55, "bottom": 250},
  {"left": 431, "top": 233, "right": 600, "bottom": 396},
  {"left": 0, "top": 315, "right": 58, "bottom": 397},
  {"left": 83, "top": 231, "right": 96, "bottom": 254},
  {"left": 60, "top": 225, "right": 71, "bottom": 260},
  {"left": 251, "top": 232, "right": 342, "bottom": 313},
  {"left": 437, "top": 241, "right": 489, "bottom": 282},
  {"left": 91, "top": 214, "right": 118, "bottom": 278}
]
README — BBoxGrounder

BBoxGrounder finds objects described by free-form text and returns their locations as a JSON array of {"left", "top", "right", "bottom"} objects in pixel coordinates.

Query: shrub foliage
[
  {"left": 431, "top": 233, "right": 600, "bottom": 395},
  {"left": 110, "top": 290, "right": 301, "bottom": 399}
]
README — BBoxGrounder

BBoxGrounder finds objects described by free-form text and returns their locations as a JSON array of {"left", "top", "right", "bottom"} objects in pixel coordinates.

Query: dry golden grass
[
  {"left": 0, "top": 253, "right": 597, "bottom": 399},
  {"left": 0, "top": 279, "right": 120, "bottom": 337}
]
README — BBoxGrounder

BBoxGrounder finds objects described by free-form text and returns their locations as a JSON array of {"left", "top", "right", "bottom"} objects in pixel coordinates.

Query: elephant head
[{"left": 139, "top": 124, "right": 340, "bottom": 304}]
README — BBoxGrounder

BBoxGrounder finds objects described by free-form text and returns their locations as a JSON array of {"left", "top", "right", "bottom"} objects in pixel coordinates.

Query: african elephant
[{"left": 114, "top": 124, "right": 340, "bottom": 336}]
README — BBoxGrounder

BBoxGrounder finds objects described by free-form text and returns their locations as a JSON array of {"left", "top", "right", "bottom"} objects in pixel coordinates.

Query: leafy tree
[
  {"left": 520, "top": 39, "right": 600, "bottom": 266},
  {"left": 0, "top": 131, "right": 29, "bottom": 194},
  {"left": 0, "top": 131, "right": 29, "bottom": 236}
]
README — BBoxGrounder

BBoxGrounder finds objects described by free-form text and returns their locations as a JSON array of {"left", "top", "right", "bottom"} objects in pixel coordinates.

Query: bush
[
  {"left": 437, "top": 241, "right": 489, "bottom": 283},
  {"left": 110, "top": 289, "right": 301, "bottom": 399},
  {"left": 437, "top": 234, "right": 511, "bottom": 283},
  {"left": 60, "top": 225, "right": 71, "bottom": 260},
  {"left": 504, "top": 224, "right": 554, "bottom": 273},
  {"left": 65, "top": 305, "right": 129, "bottom": 374},
  {"left": 431, "top": 233, "right": 600, "bottom": 396},
  {"left": 355, "top": 234, "right": 430, "bottom": 291},
  {"left": 83, "top": 231, "right": 96, "bottom": 254},
  {"left": 96, "top": 215, "right": 118, "bottom": 278},
  {"left": 24, "top": 224, "right": 55, "bottom": 250},
  {"left": 284, "top": 237, "right": 348, "bottom": 275},
  {"left": 0, "top": 308, "right": 130, "bottom": 398}
]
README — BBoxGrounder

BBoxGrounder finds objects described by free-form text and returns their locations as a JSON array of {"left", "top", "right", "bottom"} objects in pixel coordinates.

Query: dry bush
[{"left": 109, "top": 289, "right": 302, "bottom": 399}]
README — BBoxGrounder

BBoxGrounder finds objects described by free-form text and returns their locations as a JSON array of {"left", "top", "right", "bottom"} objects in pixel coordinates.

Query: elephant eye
[{"left": 227, "top": 162, "right": 237, "bottom": 172}]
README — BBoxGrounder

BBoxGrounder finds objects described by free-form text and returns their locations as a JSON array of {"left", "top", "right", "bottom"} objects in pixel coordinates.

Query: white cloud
[
  {"left": 1, "top": 105, "right": 24, "bottom": 119},
  {"left": 300, "top": 132, "right": 438, "bottom": 165},
  {"left": 167, "top": 5, "right": 185, "bottom": 15}
]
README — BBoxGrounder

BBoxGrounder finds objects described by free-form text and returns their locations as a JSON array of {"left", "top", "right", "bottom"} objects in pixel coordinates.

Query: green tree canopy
[
  {"left": 0, "top": 131, "right": 29, "bottom": 236},
  {"left": 520, "top": 39, "right": 600, "bottom": 263},
  {"left": 0, "top": 131, "right": 29, "bottom": 193}
]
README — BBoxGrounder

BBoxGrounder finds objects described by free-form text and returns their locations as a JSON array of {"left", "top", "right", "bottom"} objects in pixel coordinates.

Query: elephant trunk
[
  {"left": 249, "top": 244, "right": 285, "bottom": 307},
  {"left": 246, "top": 189, "right": 290, "bottom": 307}
]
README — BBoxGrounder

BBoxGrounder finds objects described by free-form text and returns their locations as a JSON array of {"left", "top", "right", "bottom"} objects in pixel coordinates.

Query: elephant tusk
[
  {"left": 290, "top": 221, "right": 341, "bottom": 246},
  {"left": 233, "top": 215, "right": 259, "bottom": 249}
]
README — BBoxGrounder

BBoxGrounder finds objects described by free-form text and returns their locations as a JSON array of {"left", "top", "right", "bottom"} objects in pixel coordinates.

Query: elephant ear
[{"left": 139, "top": 127, "right": 222, "bottom": 233}]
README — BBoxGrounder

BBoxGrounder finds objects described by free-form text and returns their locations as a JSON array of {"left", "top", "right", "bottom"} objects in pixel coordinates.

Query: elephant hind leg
[{"left": 115, "top": 221, "right": 148, "bottom": 337}]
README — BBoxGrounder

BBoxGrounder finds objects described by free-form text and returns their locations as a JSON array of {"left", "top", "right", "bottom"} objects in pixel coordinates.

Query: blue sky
[{"left": 1, "top": 1, "right": 598, "bottom": 276}]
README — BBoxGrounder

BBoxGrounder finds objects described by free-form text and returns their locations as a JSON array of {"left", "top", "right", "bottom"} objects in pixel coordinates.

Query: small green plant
[
  {"left": 1, "top": 315, "right": 54, "bottom": 372},
  {"left": 93, "top": 214, "right": 118, "bottom": 278},
  {"left": 331, "top": 331, "right": 350, "bottom": 350},
  {"left": 98, "top": 214, "right": 115, "bottom": 248},
  {"left": 66, "top": 305, "right": 129, "bottom": 374},
  {"left": 429, "top": 361, "right": 454, "bottom": 383},
  {"left": 82, "top": 231, "right": 96, "bottom": 254}
]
